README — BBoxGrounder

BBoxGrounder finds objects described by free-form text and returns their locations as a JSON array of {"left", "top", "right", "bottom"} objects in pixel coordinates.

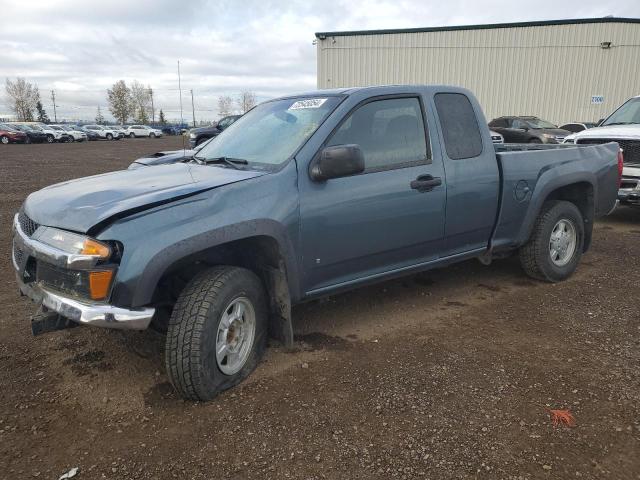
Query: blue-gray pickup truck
[{"left": 12, "top": 85, "right": 621, "bottom": 400}]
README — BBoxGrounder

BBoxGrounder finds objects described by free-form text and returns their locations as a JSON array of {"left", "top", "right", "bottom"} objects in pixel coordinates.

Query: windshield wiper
[
  {"left": 200, "top": 156, "right": 248, "bottom": 170},
  {"left": 603, "top": 122, "right": 634, "bottom": 126}
]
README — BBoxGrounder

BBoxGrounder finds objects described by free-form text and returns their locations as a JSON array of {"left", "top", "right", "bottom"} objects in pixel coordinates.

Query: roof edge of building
[{"left": 315, "top": 16, "right": 640, "bottom": 39}]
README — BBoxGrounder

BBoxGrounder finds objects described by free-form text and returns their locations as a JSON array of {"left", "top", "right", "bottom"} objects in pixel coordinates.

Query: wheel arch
[
  {"left": 131, "top": 226, "right": 299, "bottom": 346},
  {"left": 518, "top": 176, "right": 596, "bottom": 251}
]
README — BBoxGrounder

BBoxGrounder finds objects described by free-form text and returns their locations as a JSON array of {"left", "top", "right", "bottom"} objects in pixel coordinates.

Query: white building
[{"left": 315, "top": 17, "right": 640, "bottom": 125}]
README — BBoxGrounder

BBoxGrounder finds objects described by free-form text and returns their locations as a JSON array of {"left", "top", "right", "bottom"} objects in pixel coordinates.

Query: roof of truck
[{"left": 315, "top": 16, "right": 640, "bottom": 38}]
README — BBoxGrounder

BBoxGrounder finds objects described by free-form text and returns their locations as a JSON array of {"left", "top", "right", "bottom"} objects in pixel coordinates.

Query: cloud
[{"left": 1, "top": 0, "right": 638, "bottom": 121}]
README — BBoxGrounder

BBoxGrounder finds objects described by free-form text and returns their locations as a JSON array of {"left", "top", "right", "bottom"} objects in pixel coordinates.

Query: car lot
[{"left": 0, "top": 138, "right": 639, "bottom": 479}]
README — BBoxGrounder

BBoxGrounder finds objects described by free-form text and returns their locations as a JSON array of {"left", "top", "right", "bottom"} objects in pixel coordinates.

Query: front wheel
[
  {"left": 46, "top": 135, "right": 54, "bottom": 143},
  {"left": 519, "top": 200, "right": 584, "bottom": 282},
  {"left": 129, "top": 132, "right": 135, "bottom": 138},
  {"left": 149, "top": 132, "right": 156, "bottom": 138},
  {"left": 165, "top": 266, "right": 268, "bottom": 401},
  {"left": 106, "top": 133, "right": 113, "bottom": 140}
]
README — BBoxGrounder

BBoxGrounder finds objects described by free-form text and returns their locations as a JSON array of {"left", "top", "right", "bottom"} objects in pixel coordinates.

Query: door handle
[{"left": 410, "top": 175, "right": 442, "bottom": 192}]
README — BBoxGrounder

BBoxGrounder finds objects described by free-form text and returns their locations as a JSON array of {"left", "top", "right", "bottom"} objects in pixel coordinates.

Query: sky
[{"left": 0, "top": 0, "right": 638, "bottom": 123}]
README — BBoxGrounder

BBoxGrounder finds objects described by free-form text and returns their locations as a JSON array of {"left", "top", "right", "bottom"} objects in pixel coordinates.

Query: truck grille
[
  {"left": 18, "top": 211, "right": 39, "bottom": 237},
  {"left": 13, "top": 241, "right": 24, "bottom": 266},
  {"left": 576, "top": 138, "right": 640, "bottom": 164}
]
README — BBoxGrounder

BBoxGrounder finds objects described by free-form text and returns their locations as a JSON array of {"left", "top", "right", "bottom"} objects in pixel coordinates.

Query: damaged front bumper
[{"left": 12, "top": 214, "right": 155, "bottom": 332}]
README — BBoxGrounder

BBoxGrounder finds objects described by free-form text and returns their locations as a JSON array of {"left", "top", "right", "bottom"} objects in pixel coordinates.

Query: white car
[
  {"left": 19, "top": 122, "right": 69, "bottom": 143},
  {"left": 565, "top": 95, "right": 640, "bottom": 205},
  {"left": 125, "top": 125, "right": 163, "bottom": 138},
  {"left": 83, "top": 125, "right": 121, "bottom": 140},
  {"left": 54, "top": 125, "right": 87, "bottom": 142}
]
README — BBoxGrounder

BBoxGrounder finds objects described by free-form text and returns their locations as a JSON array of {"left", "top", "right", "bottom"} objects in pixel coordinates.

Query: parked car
[
  {"left": 188, "top": 115, "right": 240, "bottom": 148},
  {"left": 8, "top": 123, "right": 48, "bottom": 143},
  {"left": 16, "top": 122, "right": 70, "bottom": 143},
  {"left": 128, "top": 137, "right": 214, "bottom": 169},
  {"left": 105, "top": 125, "right": 126, "bottom": 139},
  {"left": 489, "top": 130, "right": 504, "bottom": 143},
  {"left": 83, "top": 125, "right": 121, "bottom": 140},
  {"left": 47, "top": 125, "right": 76, "bottom": 142},
  {"left": 559, "top": 122, "right": 598, "bottom": 133},
  {"left": 57, "top": 125, "right": 88, "bottom": 142},
  {"left": 488, "top": 116, "right": 571, "bottom": 144},
  {"left": 564, "top": 95, "right": 640, "bottom": 205},
  {"left": 160, "top": 125, "right": 183, "bottom": 136},
  {"left": 13, "top": 85, "right": 620, "bottom": 401},
  {"left": 75, "top": 126, "right": 100, "bottom": 141},
  {"left": 0, "top": 123, "right": 28, "bottom": 144},
  {"left": 124, "top": 125, "right": 163, "bottom": 138}
]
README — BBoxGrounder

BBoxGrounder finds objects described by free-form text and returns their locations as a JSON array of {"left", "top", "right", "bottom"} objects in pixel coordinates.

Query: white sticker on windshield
[{"left": 288, "top": 98, "right": 328, "bottom": 110}]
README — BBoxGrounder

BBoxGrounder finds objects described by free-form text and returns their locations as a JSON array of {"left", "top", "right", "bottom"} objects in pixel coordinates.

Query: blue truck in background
[{"left": 12, "top": 85, "right": 621, "bottom": 400}]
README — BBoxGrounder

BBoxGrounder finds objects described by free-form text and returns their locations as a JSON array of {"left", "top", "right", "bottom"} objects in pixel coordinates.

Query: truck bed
[{"left": 491, "top": 142, "right": 620, "bottom": 251}]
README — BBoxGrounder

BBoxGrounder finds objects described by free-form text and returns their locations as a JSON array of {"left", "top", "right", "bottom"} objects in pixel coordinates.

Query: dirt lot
[{"left": 0, "top": 138, "right": 639, "bottom": 479}]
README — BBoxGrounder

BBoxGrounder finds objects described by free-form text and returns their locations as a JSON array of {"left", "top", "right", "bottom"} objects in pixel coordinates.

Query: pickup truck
[
  {"left": 564, "top": 95, "right": 640, "bottom": 205},
  {"left": 12, "top": 85, "right": 621, "bottom": 401}
]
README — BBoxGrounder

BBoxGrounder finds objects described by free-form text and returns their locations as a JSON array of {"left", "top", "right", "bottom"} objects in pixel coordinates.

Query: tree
[
  {"left": 107, "top": 80, "right": 131, "bottom": 124},
  {"left": 130, "top": 80, "right": 152, "bottom": 124},
  {"left": 236, "top": 91, "right": 257, "bottom": 113},
  {"left": 36, "top": 100, "right": 50, "bottom": 123},
  {"left": 5, "top": 77, "right": 39, "bottom": 121},
  {"left": 217, "top": 95, "right": 234, "bottom": 117},
  {"left": 158, "top": 109, "right": 166, "bottom": 125},
  {"left": 95, "top": 106, "right": 105, "bottom": 124}
]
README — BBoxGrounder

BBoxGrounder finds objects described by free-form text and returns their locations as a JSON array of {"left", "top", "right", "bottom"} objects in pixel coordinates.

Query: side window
[
  {"left": 327, "top": 97, "right": 429, "bottom": 172},
  {"left": 434, "top": 93, "right": 483, "bottom": 160},
  {"left": 489, "top": 118, "right": 507, "bottom": 128}
]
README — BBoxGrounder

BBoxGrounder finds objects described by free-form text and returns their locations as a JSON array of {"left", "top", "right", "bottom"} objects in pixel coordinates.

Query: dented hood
[{"left": 24, "top": 163, "right": 267, "bottom": 233}]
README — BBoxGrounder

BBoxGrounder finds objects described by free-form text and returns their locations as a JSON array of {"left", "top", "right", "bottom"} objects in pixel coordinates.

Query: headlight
[
  {"left": 189, "top": 133, "right": 196, "bottom": 139},
  {"left": 33, "top": 227, "right": 111, "bottom": 259}
]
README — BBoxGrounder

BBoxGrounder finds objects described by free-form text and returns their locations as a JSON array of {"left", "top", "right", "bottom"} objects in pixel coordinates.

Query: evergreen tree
[
  {"left": 159, "top": 109, "right": 167, "bottom": 125},
  {"left": 95, "top": 106, "right": 105, "bottom": 124},
  {"left": 36, "top": 101, "right": 50, "bottom": 123}
]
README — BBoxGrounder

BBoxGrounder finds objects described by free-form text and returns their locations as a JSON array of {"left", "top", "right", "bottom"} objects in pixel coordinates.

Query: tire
[
  {"left": 529, "top": 138, "right": 543, "bottom": 144},
  {"left": 46, "top": 135, "right": 54, "bottom": 143},
  {"left": 519, "top": 200, "right": 584, "bottom": 282},
  {"left": 0, "top": 136, "right": 8, "bottom": 144},
  {"left": 25, "top": 136, "right": 32, "bottom": 144},
  {"left": 165, "top": 266, "right": 268, "bottom": 401},
  {"left": 195, "top": 137, "right": 206, "bottom": 146},
  {"left": 129, "top": 132, "right": 135, "bottom": 138},
  {"left": 106, "top": 133, "right": 113, "bottom": 140},
  {"left": 149, "top": 132, "right": 156, "bottom": 138}
]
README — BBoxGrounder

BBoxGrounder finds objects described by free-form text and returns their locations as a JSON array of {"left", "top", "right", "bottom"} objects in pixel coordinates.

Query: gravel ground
[{"left": 0, "top": 138, "right": 638, "bottom": 479}]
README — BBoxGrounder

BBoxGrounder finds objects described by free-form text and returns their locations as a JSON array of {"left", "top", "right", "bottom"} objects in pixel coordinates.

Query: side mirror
[{"left": 310, "top": 144, "right": 365, "bottom": 181}]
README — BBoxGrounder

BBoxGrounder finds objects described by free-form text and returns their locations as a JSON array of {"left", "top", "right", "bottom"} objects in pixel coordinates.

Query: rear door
[
  {"left": 433, "top": 92, "right": 500, "bottom": 256},
  {"left": 299, "top": 94, "right": 447, "bottom": 294}
]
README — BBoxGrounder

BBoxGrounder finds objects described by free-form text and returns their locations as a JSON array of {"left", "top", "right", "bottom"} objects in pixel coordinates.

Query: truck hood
[
  {"left": 575, "top": 124, "right": 640, "bottom": 140},
  {"left": 24, "top": 163, "right": 267, "bottom": 233}
]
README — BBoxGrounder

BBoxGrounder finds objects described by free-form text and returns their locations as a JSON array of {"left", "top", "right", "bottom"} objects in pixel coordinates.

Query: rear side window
[
  {"left": 489, "top": 118, "right": 507, "bottom": 128},
  {"left": 435, "top": 93, "right": 483, "bottom": 160}
]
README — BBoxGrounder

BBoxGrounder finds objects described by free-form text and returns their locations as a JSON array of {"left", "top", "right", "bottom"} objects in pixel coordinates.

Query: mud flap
[
  {"left": 31, "top": 307, "right": 78, "bottom": 336},
  {"left": 264, "top": 264, "right": 294, "bottom": 347}
]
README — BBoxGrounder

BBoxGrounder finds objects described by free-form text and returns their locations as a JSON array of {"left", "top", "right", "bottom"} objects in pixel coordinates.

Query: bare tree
[
  {"left": 217, "top": 95, "right": 234, "bottom": 117},
  {"left": 107, "top": 80, "right": 131, "bottom": 124},
  {"left": 130, "top": 80, "right": 152, "bottom": 124},
  {"left": 5, "top": 77, "right": 39, "bottom": 121},
  {"left": 236, "top": 91, "right": 257, "bottom": 114}
]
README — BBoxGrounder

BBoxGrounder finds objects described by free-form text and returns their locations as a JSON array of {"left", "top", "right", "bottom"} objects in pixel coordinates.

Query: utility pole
[
  {"left": 149, "top": 87, "right": 155, "bottom": 124},
  {"left": 190, "top": 89, "right": 196, "bottom": 127},
  {"left": 51, "top": 90, "right": 57, "bottom": 122}
]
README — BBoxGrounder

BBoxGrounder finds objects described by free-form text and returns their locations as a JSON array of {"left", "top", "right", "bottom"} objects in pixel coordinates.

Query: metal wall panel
[{"left": 316, "top": 22, "right": 640, "bottom": 124}]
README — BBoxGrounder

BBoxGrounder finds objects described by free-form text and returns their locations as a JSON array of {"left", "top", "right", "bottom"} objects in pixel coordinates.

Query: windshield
[
  {"left": 602, "top": 97, "right": 640, "bottom": 126},
  {"left": 524, "top": 118, "right": 557, "bottom": 129},
  {"left": 196, "top": 96, "right": 342, "bottom": 168}
]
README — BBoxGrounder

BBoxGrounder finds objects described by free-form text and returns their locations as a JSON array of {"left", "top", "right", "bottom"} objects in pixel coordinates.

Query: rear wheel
[
  {"left": 149, "top": 132, "right": 156, "bottom": 138},
  {"left": 0, "top": 136, "right": 8, "bottom": 144},
  {"left": 520, "top": 200, "right": 584, "bottom": 282},
  {"left": 129, "top": 132, "right": 135, "bottom": 138},
  {"left": 165, "top": 266, "right": 268, "bottom": 401},
  {"left": 106, "top": 133, "right": 113, "bottom": 140}
]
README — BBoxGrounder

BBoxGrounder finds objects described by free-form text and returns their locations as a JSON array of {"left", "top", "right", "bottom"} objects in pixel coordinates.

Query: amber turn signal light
[
  {"left": 89, "top": 270, "right": 114, "bottom": 300},
  {"left": 81, "top": 239, "right": 111, "bottom": 258}
]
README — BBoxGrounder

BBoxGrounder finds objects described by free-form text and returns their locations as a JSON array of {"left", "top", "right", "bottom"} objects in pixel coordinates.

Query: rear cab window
[{"left": 434, "top": 93, "right": 483, "bottom": 160}]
